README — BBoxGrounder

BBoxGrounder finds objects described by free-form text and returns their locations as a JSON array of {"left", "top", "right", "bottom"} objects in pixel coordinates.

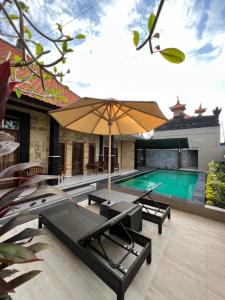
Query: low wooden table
[{"left": 88, "top": 189, "right": 171, "bottom": 234}]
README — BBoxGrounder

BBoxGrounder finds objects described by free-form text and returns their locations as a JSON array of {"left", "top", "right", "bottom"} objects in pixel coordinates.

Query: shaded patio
[{"left": 6, "top": 200, "right": 225, "bottom": 300}]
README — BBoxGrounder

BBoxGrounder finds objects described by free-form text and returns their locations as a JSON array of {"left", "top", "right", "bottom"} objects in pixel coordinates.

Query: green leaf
[
  {"left": 18, "top": 1, "right": 29, "bottom": 13},
  {"left": 133, "top": 31, "right": 140, "bottom": 47},
  {"left": 75, "top": 34, "right": 85, "bottom": 39},
  {"left": 15, "top": 88, "right": 22, "bottom": 99},
  {"left": 23, "top": 26, "right": 32, "bottom": 40},
  {"left": 160, "top": 48, "right": 185, "bottom": 64},
  {"left": 8, "top": 270, "right": 41, "bottom": 289},
  {"left": 0, "top": 243, "right": 41, "bottom": 264},
  {"left": 9, "top": 15, "right": 19, "bottom": 20},
  {"left": 61, "top": 58, "right": 66, "bottom": 64},
  {"left": 66, "top": 69, "right": 70, "bottom": 74},
  {"left": 66, "top": 48, "right": 73, "bottom": 53},
  {"left": 152, "top": 32, "right": 160, "bottom": 39},
  {"left": 43, "top": 72, "right": 51, "bottom": 80},
  {"left": 27, "top": 243, "right": 49, "bottom": 254},
  {"left": 56, "top": 23, "right": 62, "bottom": 33},
  {"left": 36, "top": 43, "right": 43, "bottom": 56},
  {"left": 13, "top": 55, "right": 21, "bottom": 63},
  {"left": 53, "top": 66, "right": 57, "bottom": 73},
  {"left": 62, "top": 41, "right": 68, "bottom": 52},
  {"left": 0, "top": 211, "right": 37, "bottom": 236},
  {"left": 148, "top": 13, "right": 156, "bottom": 32}
]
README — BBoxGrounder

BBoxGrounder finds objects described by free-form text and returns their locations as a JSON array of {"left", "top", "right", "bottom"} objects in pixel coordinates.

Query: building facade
[{"left": 152, "top": 99, "right": 224, "bottom": 171}]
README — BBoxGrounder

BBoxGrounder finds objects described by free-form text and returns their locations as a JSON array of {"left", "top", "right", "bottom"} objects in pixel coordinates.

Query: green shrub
[{"left": 206, "top": 160, "right": 225, "bottom": 209}]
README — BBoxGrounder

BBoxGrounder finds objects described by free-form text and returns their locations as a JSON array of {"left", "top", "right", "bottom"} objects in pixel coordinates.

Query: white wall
[{"left": 153, "top": 126, "right": 225, "bottom": 171}]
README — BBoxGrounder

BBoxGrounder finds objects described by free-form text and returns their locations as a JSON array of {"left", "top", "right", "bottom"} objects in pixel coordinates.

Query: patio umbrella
[{"left": 49, "top": 97, "right": 167, "bottom": 204}]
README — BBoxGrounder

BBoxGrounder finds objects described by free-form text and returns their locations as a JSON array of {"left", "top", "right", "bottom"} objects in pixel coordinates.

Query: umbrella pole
[{"left": 107, "top": 121, "right": 112, "bottom": 204}]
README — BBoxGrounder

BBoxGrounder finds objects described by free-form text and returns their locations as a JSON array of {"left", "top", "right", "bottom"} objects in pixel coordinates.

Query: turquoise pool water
[{"left": 119, "top": 170, "right": 199, "bottom": 200}]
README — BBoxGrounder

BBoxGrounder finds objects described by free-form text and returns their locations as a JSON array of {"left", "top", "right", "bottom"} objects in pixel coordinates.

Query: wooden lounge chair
[
  {"left": 88, "top": 186, "right": 171, "bottom": 234},
  {"left": 38, "top": 201, "right": 151, "bottom": 300}
]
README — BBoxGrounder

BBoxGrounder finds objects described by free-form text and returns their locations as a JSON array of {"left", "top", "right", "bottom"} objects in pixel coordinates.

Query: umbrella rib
[
  {"left": 63, "top": 103, "right": 106, "bottom": 128},
  {"left": 119, "top": 102, "right": 167, "bottom": 120},
  {"left": 116, "top": 105, "right": 149, "bottom": 132},
  {"left": 114, "top": 107, "right": 132, "bottom": 121},
  {"left": 112, "top": 105, "right": 122, "bottom": 135},
  {"left": 112, "top": 104, "right": 122, "bottom": 121},
  {"left": 91, "top": 106, "right": 108, "bottom": 134},
  {"left": 50, "top": 100, "right": 105, "bottom": 113}
]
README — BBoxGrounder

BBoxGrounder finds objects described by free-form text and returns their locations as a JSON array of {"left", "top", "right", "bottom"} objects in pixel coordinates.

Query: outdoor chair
[
  {"left": 39, "top": 201, "right": 151, "bottom": 300},
  {"left": 88, "top": 185, "right": 171, "bottom": 234}
]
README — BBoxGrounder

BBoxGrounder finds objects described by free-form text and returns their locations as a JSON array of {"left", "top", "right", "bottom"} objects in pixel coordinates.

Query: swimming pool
[{"left": 118, "top": 170, "right": 199, "bottom": 200}]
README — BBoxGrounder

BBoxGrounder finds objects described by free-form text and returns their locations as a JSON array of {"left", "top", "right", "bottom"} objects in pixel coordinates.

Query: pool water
[{"left": 119, "top": 170, "right": 199, "bottom": 200}]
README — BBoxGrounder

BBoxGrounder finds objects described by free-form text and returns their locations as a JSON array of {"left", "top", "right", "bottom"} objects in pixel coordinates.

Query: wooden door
[
  {"left": 72, "top": 142, "right": 83, "bottom": 175},
  {"left": 88, "top": 144, "right": 95, "bottom": 164}
]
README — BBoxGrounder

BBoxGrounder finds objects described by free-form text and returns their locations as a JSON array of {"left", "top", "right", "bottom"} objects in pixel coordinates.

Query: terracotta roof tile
[{"left": 0, "top": 38, "right": 80, "bottom": 107}]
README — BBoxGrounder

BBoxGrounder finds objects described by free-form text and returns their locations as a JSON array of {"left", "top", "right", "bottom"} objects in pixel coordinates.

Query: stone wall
[
  {"left": 121, "top": 140, "right": 135, "bottom": 169},
  {"left": 146, "top": 149, "right": 178, "bottom": 169},
  {"left": 7, "top": 104, "right": 50, "bottom": 173},
  {"left": 146, "top": 149, "right": 198, "bottom": 169},
  {"left": 181, "top": 150, "right": 198, "bottom": 168}
]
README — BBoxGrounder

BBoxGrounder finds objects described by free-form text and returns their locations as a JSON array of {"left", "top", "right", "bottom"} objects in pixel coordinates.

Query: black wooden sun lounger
[
  {"left": 88, "top": 186, "right": 171, "bottom": 234},
  {"left": 38, "top": 201, "right": 151, "bottom": 300}
]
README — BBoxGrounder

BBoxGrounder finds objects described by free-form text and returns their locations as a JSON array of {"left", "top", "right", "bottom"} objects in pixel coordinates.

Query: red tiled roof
[
  {"left": 0, "top": 38, "right": 80, "bottom": 107},
  {"left": 169, "top": 98, "right": 186, "bottom": 112},
  {"left": 195, "top": 104, "right": 206, "bottom": 114}
]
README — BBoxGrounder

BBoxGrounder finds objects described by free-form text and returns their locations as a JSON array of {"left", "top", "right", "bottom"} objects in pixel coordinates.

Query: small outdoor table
[
  {"left": 88, "top": 188, "right": 171, "bottom": 234},
  {"left": 100, "top": 200, "right": 142, "bottom": 232}
]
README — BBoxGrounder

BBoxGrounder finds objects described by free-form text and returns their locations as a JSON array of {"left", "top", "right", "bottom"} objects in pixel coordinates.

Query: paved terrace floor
[{"left": 5, "top": 200, "right": 225, "bottom": 300}]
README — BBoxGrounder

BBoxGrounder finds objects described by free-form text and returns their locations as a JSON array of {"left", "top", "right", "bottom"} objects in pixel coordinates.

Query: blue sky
[{"left": 1, "top": 0, "right": 225, "bottom": 134}]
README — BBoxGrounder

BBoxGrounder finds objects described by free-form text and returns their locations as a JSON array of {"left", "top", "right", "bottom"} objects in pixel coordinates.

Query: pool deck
[{"left": 7, "top": 199, "right": 225, "bottom": 300}]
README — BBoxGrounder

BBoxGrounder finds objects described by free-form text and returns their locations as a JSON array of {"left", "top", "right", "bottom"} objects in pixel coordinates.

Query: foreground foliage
[
  {"left": 206, "top": 161, "right": 225, "bottom": 209},
  {"left": 0, "top": 59, "right": 73, "bottom": 299}
]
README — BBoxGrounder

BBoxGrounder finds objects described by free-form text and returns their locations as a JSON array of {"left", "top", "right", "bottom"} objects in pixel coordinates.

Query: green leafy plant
[
  {"left": 206, "top": 160, "right": 225, "bottom": 209},
  {"left": 132, "top": 0, "right": 185, "bottom": 64},
  {"left": 0, "top": 59, "right": 74, "bottom": 299},
  {"left": 0, "top": 0, "right": 85, "bottom": 94}
]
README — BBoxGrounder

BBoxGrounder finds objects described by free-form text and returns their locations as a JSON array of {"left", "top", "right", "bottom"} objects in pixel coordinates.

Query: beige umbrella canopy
[{"left": 49, "top": 97, "right": 167, "bottom": 203}]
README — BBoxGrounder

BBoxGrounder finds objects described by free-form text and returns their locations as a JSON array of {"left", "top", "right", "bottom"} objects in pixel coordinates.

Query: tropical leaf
[
  {"left": 0, "top": 269, "right": 18, "bottom": 278},
  {"left": 75, "top": 34, "right": 85, "bottom": 39},
  {"left": 27, "top": 243, "right": 49, "bottom": 254},
  {"left": 0, "top": 162, "right": 41, "bottom": 179},
  {"left": 148, "top": 13, "right": 156, "bottom": 32},
  {"left": 13, "top": 55, "right": 21, "bottom": 63},
  {"left": 35, "top": 43, "right": 43, "bottom": 56},
  {"left": 0, "top": 211, "right": 37, "bottom": 236},
  {"left": 152, "top": 32, "right": 160, "bottom": 39},
  {"left": 160, "top": 48, "right": 185, "bottom": 64},
  {"left": 56, "top": 23, "right": 62, "bottom": 33},
  {"left": 20, "top": 186, "right": 73, "bottom": 202},
  {"left": 0, "top": 277, "right": 14, "bottom": 295},
  {"left": 0, "top": 185, "right": 28, "bottom": 209},
  {"left": 15, "top": 88, "right": 22, "bottom": 99},
  {"left": 133, "top": 31, "right": 140, "bottom": 47},
  {"left": 62, "top": 41, "right": 68, "bottom": 52},
  {"left": 3, "top": 228, "right": 46, "bottom": 244},
  {"left": 8, "top": 270, "right": 41, "bottom": 289},
  {"left": 19, "top": 175, "right": 58, "bottom": 187},
  {"left": 9, "top": 15, "right": 19, "bottom": 20},
  {"left": 0, "top": 243, "right": 41, "bottom": 264},
  {"left": 0, "top": 141, "right": 20, "bottom": 158}
]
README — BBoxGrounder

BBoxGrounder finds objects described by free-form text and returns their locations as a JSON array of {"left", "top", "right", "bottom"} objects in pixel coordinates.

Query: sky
[{"left": 1, "top": 0, "right": 225, "bottom": 139}]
